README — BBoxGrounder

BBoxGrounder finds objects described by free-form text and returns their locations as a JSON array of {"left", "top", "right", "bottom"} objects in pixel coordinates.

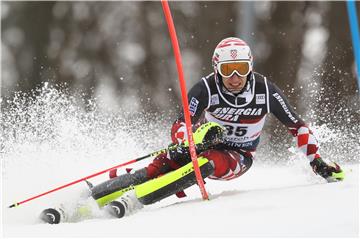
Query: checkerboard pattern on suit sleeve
[{"left": 296, "top": 126, "right": 321, "bottom": 161}]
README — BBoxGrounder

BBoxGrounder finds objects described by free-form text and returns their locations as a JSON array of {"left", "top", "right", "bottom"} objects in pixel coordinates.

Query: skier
[
  {"left": 92, "top": 37, "right": 345, "bottom": 216},
  {"left": 41, "top": 37, "right": 345, "bottom": 223}
]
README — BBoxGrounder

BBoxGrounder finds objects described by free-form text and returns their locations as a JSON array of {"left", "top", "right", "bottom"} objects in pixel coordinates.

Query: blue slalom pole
[{"left": 346, "top": 0, "right": 360, "bottom": 92}]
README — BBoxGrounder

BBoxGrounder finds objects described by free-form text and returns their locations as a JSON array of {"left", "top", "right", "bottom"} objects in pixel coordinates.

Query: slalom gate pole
[
  {"left": 8, "top": 147, "right": 171, "bottom": 208},
  {"left": 161, "top": 0, "right": 209, "bottom": 200},
  {"left": 346, "top": 0, "right": 360, "bottom": 91}
]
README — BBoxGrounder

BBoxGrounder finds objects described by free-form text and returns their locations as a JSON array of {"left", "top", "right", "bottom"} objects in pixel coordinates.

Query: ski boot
[
  {"left": 310, "top": 157, "right": 345, "bottom": 182},
  {"left": 106, "top": 201, "right": 127, "bottom": 218},
  {"left": 40, "top": 207, "right": 65, "bottom": 224},
  {"left": 106, "top": 191, "right": 144, "bottom": 219},
  {"left": 39, "top": 189, "right": 98, "bottom": 224}
]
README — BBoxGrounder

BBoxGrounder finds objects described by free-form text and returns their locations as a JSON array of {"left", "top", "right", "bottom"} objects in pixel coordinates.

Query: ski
[{"left": 38, "top": 157, "right": 212, "bottom": 224}]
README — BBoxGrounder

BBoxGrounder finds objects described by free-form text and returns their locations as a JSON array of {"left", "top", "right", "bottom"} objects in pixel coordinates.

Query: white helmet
[{"left": 212, "top": 37, "right": 253, "bottom": 80}]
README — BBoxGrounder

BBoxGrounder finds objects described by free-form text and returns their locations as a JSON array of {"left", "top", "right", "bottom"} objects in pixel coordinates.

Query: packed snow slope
[
  {"left": 3, "top": 163, "right": 359, "bottom": 237},
  {"left": 1, "top": 85, "right": 359, "bottom": 237}
]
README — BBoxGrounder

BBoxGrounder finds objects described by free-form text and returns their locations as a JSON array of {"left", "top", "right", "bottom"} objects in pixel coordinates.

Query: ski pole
[{"left": 8, "top": 146, "right": 174, "bottom": 208}]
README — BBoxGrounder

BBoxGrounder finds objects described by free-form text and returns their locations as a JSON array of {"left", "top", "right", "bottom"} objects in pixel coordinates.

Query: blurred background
[{"left": 1, "top": 1, "right": 359, "bottom": 162}]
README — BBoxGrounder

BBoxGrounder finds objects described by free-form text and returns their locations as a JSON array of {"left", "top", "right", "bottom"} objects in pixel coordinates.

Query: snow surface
[
  {"left": 1, "top": 86, "right": 359, "bottom": 237},
  {"left": 3, "top": 162, "right": 359, "bottom": 237}
]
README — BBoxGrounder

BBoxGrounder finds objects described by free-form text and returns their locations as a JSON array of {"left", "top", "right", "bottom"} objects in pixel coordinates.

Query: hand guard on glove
[
  {"left": 168, "top": 122, "right": 225, "bottom": 162},
  {"left": 310, "top": 157, "right": 345, "bottom": 182},
  {"left": 168, "top": 143, "right": 191, "bottom": 162}
]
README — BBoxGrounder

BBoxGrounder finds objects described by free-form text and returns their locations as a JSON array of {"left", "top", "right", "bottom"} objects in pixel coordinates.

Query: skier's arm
[
  {"left": 268, "top": 81, "right": 344, "bottom": 181},
  {"left": 171, "top": 80, "right": 210, "bottom": 144},
  {"left": 268, "top": 81, "right": 321, "bottom": 161}
]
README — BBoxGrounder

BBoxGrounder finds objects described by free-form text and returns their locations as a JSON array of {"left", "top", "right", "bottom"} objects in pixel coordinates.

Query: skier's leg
[
  {"left": 135, "top": 157, "right": 213, "bottom": 205},
  {"left": 91, "top": 121, "right": 226, "bottom": 206},
  {"left": 94, "top": 156, "right": 213, "bottom": 218},
  {"left": 91, "top": 168, "right": 148, "bottom": 202},
  {"left": 134, "top": 149, "right": 253, "bottom": 204},
  {"left": 94, "top": 149, "right": 252, "bottom": 207},
  {"left": 91, "top": 152, "right": 184, "bottom": 207},
  {"left": 203, "top": 149, "right": 253, "bottom": 180}
]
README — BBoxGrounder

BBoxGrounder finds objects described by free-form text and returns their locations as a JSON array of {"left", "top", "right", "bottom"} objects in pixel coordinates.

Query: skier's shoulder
[
  {"left": 252, "top": 72, "right": 270, "bottom": 85},
  {"left": 251, "top": 72, "right": 271, "bottom": 93},
  {"left": 252, "top": 72, "right": 279, "bottom": 93},
  {"left": 187, "top": 73, "right": 214, "bottom": 102},
  {"left": 189, "top": 73, "right": 214, "bottom": 95},
  {"left": 201, "top": 72, "right": 216, "bottom": 88}
]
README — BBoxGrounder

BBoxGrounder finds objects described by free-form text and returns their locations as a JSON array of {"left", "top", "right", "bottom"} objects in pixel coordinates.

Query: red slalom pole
[
  {"left": 161, "top": 0, "right": 209, "bottom": 200},
  {"left": 8, "top": 147, "right": 170, "bottom": 208}
]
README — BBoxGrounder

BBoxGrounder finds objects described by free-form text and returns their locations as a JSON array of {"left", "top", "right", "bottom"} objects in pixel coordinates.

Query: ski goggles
[{"left": 217, "top": 61, "right": 251, "bottom": 78}]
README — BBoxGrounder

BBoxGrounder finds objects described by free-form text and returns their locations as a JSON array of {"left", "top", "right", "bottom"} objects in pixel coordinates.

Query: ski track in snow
[{"left": 1, "top": 86, "right": 359, "bottom": 237}]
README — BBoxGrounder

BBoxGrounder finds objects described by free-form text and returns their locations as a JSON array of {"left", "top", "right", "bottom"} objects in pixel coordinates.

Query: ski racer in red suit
[
  {"left": 145, "top": 37, "right": 344, "bottom": 183},
  {"left": 90, "top": 37, "right": 345, "bottom": 217},
  {"left": 40, "top": 37, "right": 346, "bottom": 224}
]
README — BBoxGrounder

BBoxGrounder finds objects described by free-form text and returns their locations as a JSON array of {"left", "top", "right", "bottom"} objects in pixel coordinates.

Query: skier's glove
[
  {"left": 168, "top": 122, "right": 225, "bottom": 161},
  {"left": 168, "top": 143, "right": 191, "bottom": 162},
  {"left": 310, "top": 157, "right": 345, "bottom": 182},
  {"left": 167, "top": 142, "right": 212, "bottom": 161}
]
